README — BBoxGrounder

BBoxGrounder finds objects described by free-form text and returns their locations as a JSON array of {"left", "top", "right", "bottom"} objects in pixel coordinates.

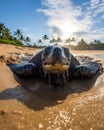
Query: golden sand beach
[{"left": 0, "top": 44, "right": 104, "bottom": 130}]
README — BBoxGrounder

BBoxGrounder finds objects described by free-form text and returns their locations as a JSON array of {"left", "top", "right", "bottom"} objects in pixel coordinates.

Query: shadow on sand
[{"left": 0, "top": 74, "right": 100, "bottom": 110}]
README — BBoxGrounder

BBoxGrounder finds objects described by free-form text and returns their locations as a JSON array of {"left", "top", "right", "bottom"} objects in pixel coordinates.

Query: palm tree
[
  {"left": 33, "top": 42, "right": 37, "bottom": 47},
  {"left": 24, "top": 36, "right": 31, "bottom": 47},
  {"left": 71, "top": 37, "right": 75, "bottom": 42},
  {"left": 94, "top": 40, "right": 97, "bottom": 43},
  {"left": 50, "top": 38, "right": 56, "bottom": 43},
  {"left": 2, "top": 28, "right": 11, "bottom": 39},
  {"left": 0, "top": 23, "right": 11, "bottom": 39},
  {"left": 37, "top": 39, "right": 42, "bottom": 43},
  {"left": 43, "top": 35, "right": 49, "bottom": 45},
  {"left": 65, "top": 38, "right": 71, "bottom": 43},
  {"left": 14, "top": 29, "right": 22, "bottom": 40},
  {"left": 20, "top": 35, "right": 24, "bottom": 41},
  {"left": 25, "top": 36, "right": 31, "bottom": 42},
  {"left": 0, "top": 23, "right": 5, "bottom": 37},
  {"left": 43, "top": 35, "right": 49, "bottom": 40},
  {"left": 56, "top": 37, "right": 62, "bottom": 42},
  {"left": 77, "top": 38, "right": 88, "bottom": 50}
]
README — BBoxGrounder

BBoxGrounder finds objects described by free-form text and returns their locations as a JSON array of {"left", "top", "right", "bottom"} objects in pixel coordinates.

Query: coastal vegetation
[{"left": 0, "top": 22, "right": 104, "bottom": 50}]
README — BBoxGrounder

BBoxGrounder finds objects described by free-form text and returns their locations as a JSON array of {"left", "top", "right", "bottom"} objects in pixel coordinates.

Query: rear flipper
[
  {"left": 73, "top": 62, "right": 100, "bottom": 78},
  {"left": 7, "top": 63, "right": 37, "bottom": 79}
]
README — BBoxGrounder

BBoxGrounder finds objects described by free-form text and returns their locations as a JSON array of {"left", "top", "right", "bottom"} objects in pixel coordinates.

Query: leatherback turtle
[{"left": 8, "top": 46, "right": 100, "bottom": 87}]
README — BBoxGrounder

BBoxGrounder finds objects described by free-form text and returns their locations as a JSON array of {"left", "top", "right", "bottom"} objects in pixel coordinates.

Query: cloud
[
  {"left": 87, "top": 0, "right": 104, "bottom": 18},
  {"left": 37, "top": 0, "right": 104, "bottom": 42},
  {"left": 37, "top": 0, "right": 82, "bottom": 39},
  {"left": 51, "top": 26, "right": 63, "bottom": 37}
]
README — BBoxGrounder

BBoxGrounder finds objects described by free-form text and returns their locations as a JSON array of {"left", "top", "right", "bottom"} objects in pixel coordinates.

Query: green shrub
[{"left": 0, "top": 39, "right": 23, "bottom": 46}]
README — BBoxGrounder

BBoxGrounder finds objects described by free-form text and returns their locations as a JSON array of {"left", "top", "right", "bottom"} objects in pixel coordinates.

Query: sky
[{"left": 0, "top": 0, "right": 104, "bottom": 44}]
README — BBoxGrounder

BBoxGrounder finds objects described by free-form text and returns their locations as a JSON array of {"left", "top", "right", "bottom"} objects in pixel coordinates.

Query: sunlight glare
[{"left": 59, "top": 21, "right": 78, "bottom": 39}]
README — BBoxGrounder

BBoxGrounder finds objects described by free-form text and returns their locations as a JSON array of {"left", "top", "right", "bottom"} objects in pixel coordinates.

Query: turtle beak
[{"left": 43, "top": 63, "right": 69, "bottom": 73}]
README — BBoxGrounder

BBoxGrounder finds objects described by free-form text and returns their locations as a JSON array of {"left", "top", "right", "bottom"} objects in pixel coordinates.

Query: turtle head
[{"left": 42, "top": 46, "right": 71, "bottom": 73}]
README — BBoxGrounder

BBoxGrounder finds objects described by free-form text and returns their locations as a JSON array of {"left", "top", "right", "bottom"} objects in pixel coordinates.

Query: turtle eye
[
  {"left": 63, "top": 47, "right": 70, "bottom": 58},
  {"left": 42, "top": 47, "right": 52, "bottom": 61},
  {"left": 43, "top": 47, "right": 51, "bottom": 58},
  {"left": 44, "top": 50, "right": 49, "bottom": 56}
]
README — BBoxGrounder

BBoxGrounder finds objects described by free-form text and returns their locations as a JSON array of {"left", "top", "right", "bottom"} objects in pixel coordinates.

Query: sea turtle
[{"left": 8, "top": 46, "right": 100, "bottom": 88}]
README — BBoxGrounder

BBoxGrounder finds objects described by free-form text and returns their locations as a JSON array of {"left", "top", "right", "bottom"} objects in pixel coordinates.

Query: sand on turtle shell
[{"left": 0, "top": 44, "right": 104, "bottom": 130}]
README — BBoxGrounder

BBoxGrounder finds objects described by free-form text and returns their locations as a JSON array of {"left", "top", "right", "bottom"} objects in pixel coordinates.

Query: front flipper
[
  {"left": 72, "top": 62, "right": 100, "bottom": 78},
  {"left": 7, "top": 63, "right": 37, "bottom": 79}
]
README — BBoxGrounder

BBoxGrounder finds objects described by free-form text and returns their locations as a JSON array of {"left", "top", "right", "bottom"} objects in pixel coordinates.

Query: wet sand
[{"left": 0, "top": 44, "right": 104, "bottom": 130}]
